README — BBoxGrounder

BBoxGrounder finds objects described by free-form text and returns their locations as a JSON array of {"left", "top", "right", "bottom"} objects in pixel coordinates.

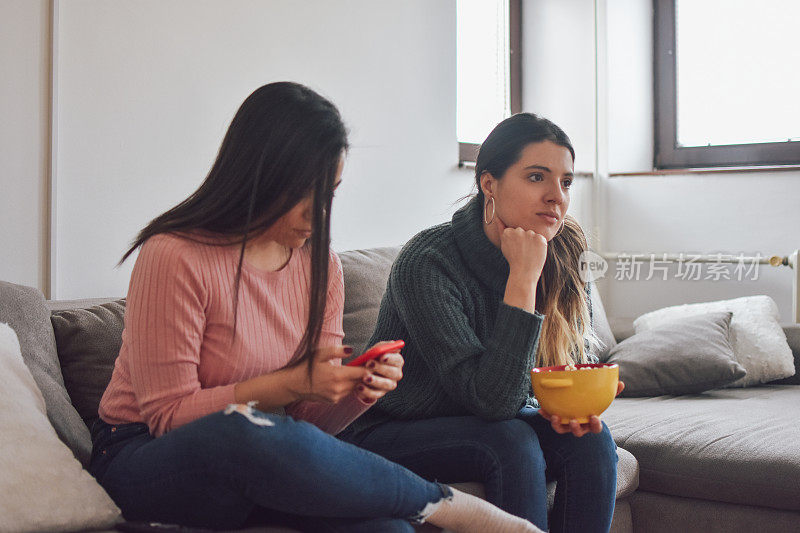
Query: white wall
[
  {"left": 51, "top": 0, "right": 471, "bottom": 299},
  {"left": 0, "top": 0, "right": 50, "bottom": 291},
  {"left": 518, "top": 0, "right": 596, "bottom": 247},
  {"left": 602, "top": 171, "right": 800, "bottom": 320},
  {"left": 521, "top": 0, "right": 596, "bottom": 175},
  {"left": 606, "top": 0, "right": 653, "bottom": 173}
]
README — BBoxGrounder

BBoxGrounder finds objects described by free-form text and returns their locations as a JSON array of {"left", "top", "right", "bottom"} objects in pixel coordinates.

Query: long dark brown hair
[
  {"left": 120, "top": 82, "right": 349, "bottom": 369},
  {"left": 474, "top": 113, "right": 601, "bottom": 366}
]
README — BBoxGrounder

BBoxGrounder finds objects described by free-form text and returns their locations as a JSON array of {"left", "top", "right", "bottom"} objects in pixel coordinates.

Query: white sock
[{"left": 423, "top": 487, "right": 545, "bottom": 533}]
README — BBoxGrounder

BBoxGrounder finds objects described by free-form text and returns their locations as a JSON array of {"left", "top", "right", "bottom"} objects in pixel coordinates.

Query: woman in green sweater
[{"left": 339, "top": 113, "right": 624, "bottom": 533}]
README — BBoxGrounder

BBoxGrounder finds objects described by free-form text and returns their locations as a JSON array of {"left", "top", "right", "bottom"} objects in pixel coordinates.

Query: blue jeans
[
  {"left": 89, "top": 409, "right": 452, "bottom": 532},
  {"left": 339, "top": 406, "right": 618, "bottom": 533}
]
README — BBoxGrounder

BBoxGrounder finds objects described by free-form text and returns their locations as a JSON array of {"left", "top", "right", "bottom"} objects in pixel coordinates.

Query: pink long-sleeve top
[{"left": 98, "top": 232, "right": 371, "bottom": 437}]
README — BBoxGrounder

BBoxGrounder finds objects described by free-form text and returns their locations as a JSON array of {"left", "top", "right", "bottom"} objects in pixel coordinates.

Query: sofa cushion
[
  {"left": 0, "top": 322, "right": 122, "bottom": 531},
  {"left": 611, "top": 319, "right": 800, "bottom": 386},
  {"left": 588, "top": 282, "right": 617, "bottom": 360},
  {"left": 633, "top": 296, "right": 795, "bottom": 386},
  {"left": 603, "top": 385, "right": 800, "bottom": 512},
  {"left": 627, "top": 491, "right": 800, "bottom": 533},
  {"left": 768, "top": 324, "right": 800, "bottom": 385},
  {"left": 51, "top": 299, "right": 126, "bottom": 429},
  {"left": 607, "top": 312, "right": 746, "bottom": 396},
  {"left": 340, "top": 247, "right": 401, "bottom": 358},
  {"left": 614, "top": 446, "right": 639, "bottom": 500},
  {"left": 0, "top": 280, "right": 92, "bottom": 466}
]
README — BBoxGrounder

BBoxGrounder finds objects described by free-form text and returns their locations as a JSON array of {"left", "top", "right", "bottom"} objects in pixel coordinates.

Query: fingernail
[
  {"left": 357, "top": 384, "right": 365, "bottom": 391},
  {"left": 343, "top": 346, "right": 354, "bottom": 355},
  {"left": 367, "top": 361, "right": 376, "bottom": 369},
  {"left": 364, "top": 375, "right": 373, "bottom": 383},
  {"left": 381, "top": 356, "right": 389, "bottom": 363}
]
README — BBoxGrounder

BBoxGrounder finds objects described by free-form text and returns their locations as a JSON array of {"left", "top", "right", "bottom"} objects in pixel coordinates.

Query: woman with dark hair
[
  {"left": 90, "top": 82, "right": 541, "bottom": 533},
  {"left": 339, "top": 113, "right": 625, "bottom": 533}
]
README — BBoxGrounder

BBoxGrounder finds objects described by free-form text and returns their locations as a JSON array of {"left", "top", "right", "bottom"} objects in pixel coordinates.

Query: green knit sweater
[{"left": 348, "top": 196, "right": 595, "bottom": 435}]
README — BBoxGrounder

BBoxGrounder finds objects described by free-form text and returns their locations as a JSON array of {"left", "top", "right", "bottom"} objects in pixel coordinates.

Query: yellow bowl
[{"left": 531, "top": 363, "right": 619, "bottom": 424}]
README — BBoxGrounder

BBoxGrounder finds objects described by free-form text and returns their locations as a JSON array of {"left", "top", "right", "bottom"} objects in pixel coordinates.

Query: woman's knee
[
  {"left": 570, "top": 422, "right": 618, "bottom": 472},
  {"left": 480, "top": 418, "right": 545, "bottom": 466},
  {"left": 592, "top": 422, "right": 618, "bottom": 458}
]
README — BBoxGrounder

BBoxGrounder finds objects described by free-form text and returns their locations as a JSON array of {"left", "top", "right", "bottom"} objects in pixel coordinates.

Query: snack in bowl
[{"left": 530, "top": 363, "right": 619, "bottom": 424}]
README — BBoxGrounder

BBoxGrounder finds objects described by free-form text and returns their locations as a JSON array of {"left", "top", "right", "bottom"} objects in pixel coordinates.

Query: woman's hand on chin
[
  {"left": 496, "top": 216, "right": 548, "bottom": 284},
  {"left": 537, "top": 381, "right": 625, "bottom": 437}
]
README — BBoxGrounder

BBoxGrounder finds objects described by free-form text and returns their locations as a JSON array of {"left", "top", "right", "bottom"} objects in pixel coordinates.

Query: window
[
  {"left": 654, "top": 0, "right": 800, "bottom": 168},
  {"left": 457, "top": 0, "right": 521, "bottom": 165}
]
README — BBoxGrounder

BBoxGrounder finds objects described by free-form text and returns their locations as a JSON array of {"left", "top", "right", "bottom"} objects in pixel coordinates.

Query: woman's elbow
[{"left": 140, "top": 402, "right": 180, "bottom": 437}]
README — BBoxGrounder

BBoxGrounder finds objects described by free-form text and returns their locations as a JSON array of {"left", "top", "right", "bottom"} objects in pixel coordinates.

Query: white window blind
[
  {"left": 457, "top": 0, "right": 511, "bottom": 145},
  {"left": 676, "top": 0, "right": 800, "bottom": 147}
]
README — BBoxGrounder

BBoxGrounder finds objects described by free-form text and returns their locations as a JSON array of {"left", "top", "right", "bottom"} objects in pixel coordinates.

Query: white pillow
[
  {"left": 633, "top": 295, "right": 794, "bottom": 387},
  {"left": 0, "top": 322, "right": 121, "bottom": 533}
]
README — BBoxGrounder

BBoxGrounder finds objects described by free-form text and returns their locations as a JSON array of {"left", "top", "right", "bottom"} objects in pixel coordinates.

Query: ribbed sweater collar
[{"left": 452, "top": 195, "right": 509, "bottom": 294}]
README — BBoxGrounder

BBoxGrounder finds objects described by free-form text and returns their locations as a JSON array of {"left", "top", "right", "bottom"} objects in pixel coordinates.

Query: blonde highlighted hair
[{"left": 534, "top": 215, "right": 603, "bottom": 367}]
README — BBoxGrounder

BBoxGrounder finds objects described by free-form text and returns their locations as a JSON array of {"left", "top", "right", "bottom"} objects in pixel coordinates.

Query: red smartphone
[{"left": 345, "top": 340, "right": 405, "bottom": 366}]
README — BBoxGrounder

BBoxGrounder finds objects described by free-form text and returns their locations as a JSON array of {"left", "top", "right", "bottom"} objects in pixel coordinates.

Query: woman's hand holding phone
[
  {"left": 350, "top": 341, "right": 405, "bottom": 405},
  {"left": 288, "top": 341, "right": 405, "bottom": 405},
  {"left": 236, "top": 345, "right": 369, "bottom": 408},
  {"left": 290, "top": 346, "right": 368, "bottom": 404}
]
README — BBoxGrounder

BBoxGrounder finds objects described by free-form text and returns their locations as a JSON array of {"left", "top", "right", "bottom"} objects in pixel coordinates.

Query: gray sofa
[
  {"left": 601, "top": 318, "right": 800, "bottom": 533},
  {"left": 1, "top": 245, "right": 798, "bottom": 532}
]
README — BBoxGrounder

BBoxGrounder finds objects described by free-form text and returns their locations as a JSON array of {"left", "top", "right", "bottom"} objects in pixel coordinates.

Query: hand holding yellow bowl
[{"left": 531, "top": 363, "right": 625, "bottom": 437}]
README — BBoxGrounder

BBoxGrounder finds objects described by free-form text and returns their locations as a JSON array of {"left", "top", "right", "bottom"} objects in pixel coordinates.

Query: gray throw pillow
[
  {"left": 339, "top": 247, "right": 401, "bottom": 358},
  {"left": 0, "top": 281, "right": 92, "bottom": 466},
  {"left": 50, "top": 300, "right": 126, "bottom": 430},
  {"left": 607, "top": 311, "right": 746, "bottom": 396}
]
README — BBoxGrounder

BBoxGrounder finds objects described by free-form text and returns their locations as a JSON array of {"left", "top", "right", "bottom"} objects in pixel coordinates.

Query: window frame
[
  {"left": 458, "top": 0, "right": 521, "bottom": 166},
  {"left": 654, "top": 0, "right": 800, "bottom": 169}
]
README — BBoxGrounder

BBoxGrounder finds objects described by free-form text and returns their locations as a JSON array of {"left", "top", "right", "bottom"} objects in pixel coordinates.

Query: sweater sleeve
[
  {"left": 285, "top": 251, "right": 372, "bottom": 434},
  {"left": 389, "top": 251, "right": 544, "bottom": 420},
  {"left": 125, "top": 236, "right": 236, "bottom": 437}
]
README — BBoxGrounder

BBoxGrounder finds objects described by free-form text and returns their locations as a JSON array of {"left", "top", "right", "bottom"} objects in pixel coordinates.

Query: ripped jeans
[{"left": 89, "top": 408, "right": 450, "bottom": 532}]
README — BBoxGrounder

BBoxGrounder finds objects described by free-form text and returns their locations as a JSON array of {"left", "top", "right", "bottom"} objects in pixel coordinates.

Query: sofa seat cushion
[
  {"left": 627, "top": 491, "right": 800, "bottom": 533},
  {"left": 603, "top": 385, "right": 800, "bottom": 511},
  {"left": 614, "top": 447, "right": 639, "bottom": 499}
]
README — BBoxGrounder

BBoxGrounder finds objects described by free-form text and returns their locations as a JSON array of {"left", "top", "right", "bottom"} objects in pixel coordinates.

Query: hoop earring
[
  {"left": 553, "top": 219, "right": 565, "bottom": 238},
  {"left": 484, "top": 197, "right": 496, "bottom": 225}
]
